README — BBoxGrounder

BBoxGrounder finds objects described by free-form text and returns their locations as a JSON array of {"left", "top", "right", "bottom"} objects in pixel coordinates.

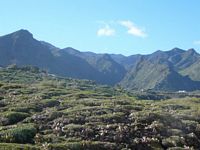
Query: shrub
[
  {"left": 162, "top": 136, "right": 185, "bottom": 148},
  {"left": 10, "top": 105, "right": 43, "bottom": 113},
  {"left": 0, "top": 101, "right": 6, "bottom": 107},
  {"left": 0, "top": 124, "right": 37, "bottom": 143},
  {"left": 48, "top": 141, "right": 118, "bottom": 150},
  {"left": 1, "top": 84, "right": 23, "bottom": 90},
  {"left": 21, "top": 66, "right": 40, "bottom": 73},
  {"left": 0, "top": 112, "right": 30, "bottom": 125},
  {"left": 0, "top": 143, "right": 39, "bottom": 150},
  {"left": 41, "top": 99, "right": 60, "bottom": 108},
  {"left": 0, "top": 82, "right": 4, "bottom": 87}
]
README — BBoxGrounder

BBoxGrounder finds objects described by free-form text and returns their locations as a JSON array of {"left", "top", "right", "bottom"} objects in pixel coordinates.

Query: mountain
[
  {"left": 142, "top": 48, "right": 200, "bottom": 78},
  {"left": 120, "top": 48, "right": 200, "bottom": 91},
  {"left": 0, "top": 29, "right": 125, "bottom": 85},
  {"left": 0, "top": 29, "right": 100, "bottom": 81},
  {"left": 110, "top": 54, "right": 142, "bottom": 70},
  {"left": 176, "top": 49, "right": 200, "bottom": 81},
  {"left": 0, "top": 29, "right": 54, "bottom": 67},
  {"left": 180, "top": 60, "right": 200, "bottom": 81},
  {"left": 172, "top": 48, "right": 200, "bottom": 70},
  {"left": 63, "top": 47, "right": 126, "bottom": 85},
  {"left": 120, "top": 55, "right": 200, "bottom": 91},
  {"left": 0, "top": 29, "right": 200, "bottom": 91}
]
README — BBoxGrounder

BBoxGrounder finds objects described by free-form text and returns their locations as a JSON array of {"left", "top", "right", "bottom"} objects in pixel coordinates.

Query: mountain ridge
[{"left": 0, "top": 29, "right": 200, "bottom": 91}]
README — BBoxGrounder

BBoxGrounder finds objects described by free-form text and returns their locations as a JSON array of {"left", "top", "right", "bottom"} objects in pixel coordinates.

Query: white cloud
[
  {"left": 97, "top": 25, "right": 115, "bottom": 37},
  {"left": 193, "top": 40, "right": 200, "bottom": 45},
  {"left": 119, "top": 20, "right": 147, "bottom": 38}
]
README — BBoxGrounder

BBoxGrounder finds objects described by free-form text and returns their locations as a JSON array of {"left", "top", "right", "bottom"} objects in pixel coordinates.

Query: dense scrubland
[{"left": 0, "top": 66, "right": 200, "bottom": 150}]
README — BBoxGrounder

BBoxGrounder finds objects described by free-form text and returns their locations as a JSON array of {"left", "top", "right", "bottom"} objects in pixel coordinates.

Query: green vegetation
[
  {"left": 0, "top": 124, "right": 37, "bottom": 143},
  {"left": 0, "top": 66, "right": 199, "bottom": 149}
]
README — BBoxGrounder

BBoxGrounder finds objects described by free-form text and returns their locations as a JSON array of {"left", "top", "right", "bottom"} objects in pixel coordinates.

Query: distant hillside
[
  {"left": 63, "top": 47, "right": 126, "bottom": 85},
  {"left": 120, "top": 56, "right": 200, "bottom": 91},
  {"left": 0, "top": 29, "right": 200, "bottom": 91}
]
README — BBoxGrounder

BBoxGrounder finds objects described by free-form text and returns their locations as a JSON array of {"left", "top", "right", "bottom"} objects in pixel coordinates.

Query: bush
[
  {"left": 21, "top": 66, "right": 40, "bottom": 73},
  {"left": 0, "top": 83, "right": 4, "bottom": 87},
  {"left": 10, "top": 107, "right": 32, "bottom": 113},
  {"left": 41, "top": 99, "right": 60, "bottom": 108},
  {"left": 0, "top": 112, "right": 30, "bottom": 125},
  {"left": 48, "top": 141, "right": 118, "bottom": 150},
  {"left": 1, "top": 84, "right": 23, "bottom": 90},
  {"left": 10, "top": 104, "right": 43, "bottom": 113},
  {"left": 162, "top": 136, "right": 185, "bottom": 148},
  {"left": 0, "top": 101, "right": 6, "bottom": 107},
  {"left": 0, "top": 143, "right": 39, "bottom": 150},
  {"left": 0, "top": 124, "right": 37, "bottom": 143}
]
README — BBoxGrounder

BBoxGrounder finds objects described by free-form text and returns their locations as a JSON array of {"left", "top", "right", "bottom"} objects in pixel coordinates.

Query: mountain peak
[
  {"left": 14, "top": 29, "right": 32, "bottom": 36},
  {"left": 63, "top": 47, "right": 81, "bottom": 55},
  {"left": 171, "top": 47, "right": 185, "bottom": 53},
  {"left": 10, "top": 29, "right": 33, "bottom": 40},
  {"left": 165, "top": 47, "right": 185, "bottom": 56},
  {"left": 187, "top": 48, "right": 197, "bottom": 54}
]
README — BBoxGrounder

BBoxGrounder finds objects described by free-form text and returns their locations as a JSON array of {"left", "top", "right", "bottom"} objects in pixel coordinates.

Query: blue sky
[{"left": 0, "top": 0, "right": 200, "bottom": 55}]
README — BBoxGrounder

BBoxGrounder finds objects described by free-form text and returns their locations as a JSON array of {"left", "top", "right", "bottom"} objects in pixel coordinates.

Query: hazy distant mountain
[{"left": 0, "top": 29, "right": 200, "bottom": 91}]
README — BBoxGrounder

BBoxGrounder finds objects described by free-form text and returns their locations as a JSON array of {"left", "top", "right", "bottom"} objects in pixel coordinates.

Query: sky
[{"left": 0, "top": 0, "right": 200, "bottom": 56}]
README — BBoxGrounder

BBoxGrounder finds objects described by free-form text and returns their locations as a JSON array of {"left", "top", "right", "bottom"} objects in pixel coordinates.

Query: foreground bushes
[
  {"left": 0, "top": 67, "right": 200, "bottom": 149},
  {"left": 47, "top": 141, "right": 118, "bottom": 150},
  {"left": 0, "top": 143, "right": 39, "bottom": 150},
  {"left": 0, "top": 124, "right": 37, "bottom": 143},
  {"left": 0, "top": 112, "right": 30, "bottom": 125}
]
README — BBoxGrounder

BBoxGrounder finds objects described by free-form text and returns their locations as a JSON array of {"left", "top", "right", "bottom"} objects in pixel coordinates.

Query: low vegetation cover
[{"left": 0, "top": 66, "right": 199, "bottom": 149}]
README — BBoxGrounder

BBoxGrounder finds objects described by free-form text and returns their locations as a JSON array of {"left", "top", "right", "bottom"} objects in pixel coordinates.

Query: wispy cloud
[
  {"left": 97, "top": 25, "right": 115, "bottom": 37},
  {"left": 193, "top": 40, "right": 200, "bottom": 45},
  {"left": 119, "top": 20, "right": 147, "bottom": 38}
]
